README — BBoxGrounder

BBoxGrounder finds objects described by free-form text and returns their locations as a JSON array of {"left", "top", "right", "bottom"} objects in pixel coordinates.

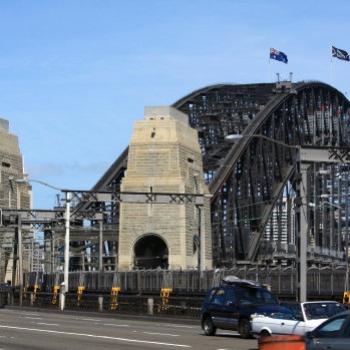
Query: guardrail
[{"left": 12, "top": 291, "right": 202, "bottom": 318}]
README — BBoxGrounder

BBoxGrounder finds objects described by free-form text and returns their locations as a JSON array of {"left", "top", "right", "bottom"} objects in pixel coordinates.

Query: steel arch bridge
[{"left": 91, "top": 80, "right": 350, "bottom": 268}]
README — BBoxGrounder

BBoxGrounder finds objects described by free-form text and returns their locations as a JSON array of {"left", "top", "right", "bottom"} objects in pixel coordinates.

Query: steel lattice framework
[{"left": 88, "top": 81, "right": 350, "bottom": 268}]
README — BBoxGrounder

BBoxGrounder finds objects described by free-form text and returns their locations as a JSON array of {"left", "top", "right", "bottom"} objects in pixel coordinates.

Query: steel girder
[
  {"left": 85, "top": 81, "right": 350, "bottom": 267},
  {"left": 174, "top": 81, "right": 350, "bottom": 266}
]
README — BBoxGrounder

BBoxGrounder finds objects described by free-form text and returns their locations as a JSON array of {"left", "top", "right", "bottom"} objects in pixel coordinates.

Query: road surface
[{"left": 0, "top": 308, "right": 258, "bottom": 350}]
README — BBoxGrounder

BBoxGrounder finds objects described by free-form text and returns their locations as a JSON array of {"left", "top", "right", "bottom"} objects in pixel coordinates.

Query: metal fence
[{"left": 23, "top": 266, "right": 348, "bottom": 298}]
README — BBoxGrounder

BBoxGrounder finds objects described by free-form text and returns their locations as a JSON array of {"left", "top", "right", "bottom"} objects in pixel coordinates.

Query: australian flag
[
  {"left": 270, "top": 48, "right": 288, "bottom": 64},
  {"left": 332, "top": 46, "right": 349, "bottom": 61}
]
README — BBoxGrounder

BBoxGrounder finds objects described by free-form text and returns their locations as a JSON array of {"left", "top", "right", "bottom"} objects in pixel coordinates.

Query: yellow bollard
[
  {"left": 23, "top": 286, "right": 27, "bottom": 299},
  {"left": 110, "top": 287, "right": 121, "bottom": 310},
  {"left": 52, "top": 285, "right": 60, "bottom": 305},
  {"left": 159, "top": 288, "right": 173, "bottom": 311},
  {"left": 77, "top": 286, "right": 85, "bottom": 306},
  {"left": 343, "top": 291, "right": 350, "bottom": 304},
  {"left": 32, "top": 284, "right": 40, "bottom": 303}
]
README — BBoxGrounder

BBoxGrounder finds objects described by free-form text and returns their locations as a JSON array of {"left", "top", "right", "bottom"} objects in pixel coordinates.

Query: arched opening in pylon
[{"left": 134, "top": 235, "right": 169, "bottom": 269}]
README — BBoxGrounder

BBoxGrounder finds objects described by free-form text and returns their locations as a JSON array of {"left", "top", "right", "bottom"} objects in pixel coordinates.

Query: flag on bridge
[
  {"left": 270, "top": 48, "right": 288, "bottom": 64},
  {"left": 332, "top": 46, "right": 350, "bottom": 61}
]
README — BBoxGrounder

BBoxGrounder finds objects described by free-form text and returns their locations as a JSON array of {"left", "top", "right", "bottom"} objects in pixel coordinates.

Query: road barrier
[{"left": 10, "top": 290, "right": 202, "bottom": 317}]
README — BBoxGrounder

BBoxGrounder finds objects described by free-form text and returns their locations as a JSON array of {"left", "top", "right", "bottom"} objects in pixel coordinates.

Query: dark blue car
[{"left": 200, "top": 277, "right": 281, "bottom": 338}]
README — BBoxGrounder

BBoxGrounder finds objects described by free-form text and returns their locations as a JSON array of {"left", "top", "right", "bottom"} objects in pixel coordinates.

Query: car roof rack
[{"left": 221, "top": 275, "right": 263, "bottom": 288}]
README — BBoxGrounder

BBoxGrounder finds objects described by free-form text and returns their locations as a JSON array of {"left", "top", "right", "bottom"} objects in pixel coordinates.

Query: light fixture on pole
[
  {"left": 14, "top": 178, "right": 61, "bottom": 192},
  {"left": 225, "top": 133, "right": 301, "bottom": 150}
]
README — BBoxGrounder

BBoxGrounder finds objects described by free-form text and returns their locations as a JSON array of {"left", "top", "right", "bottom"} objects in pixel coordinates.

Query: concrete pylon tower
[
  {"left": 118, "top": 106, "right": 212, "bottom": 270},
  {"left": 0, "top": 118, "right": 31, "bottom": 282}
]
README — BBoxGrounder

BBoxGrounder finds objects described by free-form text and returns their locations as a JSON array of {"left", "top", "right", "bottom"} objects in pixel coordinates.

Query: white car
[{"left": 251, "top": 301, "right": 346, "bottom": 337}]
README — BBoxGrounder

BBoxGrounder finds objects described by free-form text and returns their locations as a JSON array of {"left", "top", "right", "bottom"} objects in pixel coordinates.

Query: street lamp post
[
  {"left": 61, "top": 191, "right": 71, "bottom": 311},
  {"left": 10, "top": 214, "right": 23, "bottom": 306},
  {"left": 17, "top": 215, "right": 23, "bottom": 306},
  {"left": 8, "top": 177, "right": 24, "bottom": 305}
]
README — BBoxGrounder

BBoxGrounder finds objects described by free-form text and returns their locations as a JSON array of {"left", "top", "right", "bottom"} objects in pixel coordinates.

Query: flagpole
[
  {"left": 268, "top": 48, "right": 272, "bottom": 82},
  {"left": 330, "top": 46, "right": 334, "bottom": 85}
]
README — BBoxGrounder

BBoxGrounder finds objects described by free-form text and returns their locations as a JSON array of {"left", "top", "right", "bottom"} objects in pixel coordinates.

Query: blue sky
[{"left": 1, "top": 0, "right": 349, "bottom": 208}]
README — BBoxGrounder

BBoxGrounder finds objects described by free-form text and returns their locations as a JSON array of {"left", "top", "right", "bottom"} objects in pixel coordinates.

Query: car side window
[
  {"left": 224, "top": 288, "right": 236, "bottom": 305},
  {"left": 271, "top": 312, "right": 296, "bottom": 320},
  {"left": 293, "top": 309, "right": 304, "bottom": 321},
  {"left": 284, "top": 304, "right": 303, "bottom": 321},
  {"left": 207, "top": 289, "right": 217, "bottom": 303},
  {"left": 212, "top": 289, "right": 226, "bottom": 305},
  {"left": 262, "top": 290, "right": 277, "bottom": 304},
  {"left": 315, "top": 316, "right": 347, "bottom": 337}
]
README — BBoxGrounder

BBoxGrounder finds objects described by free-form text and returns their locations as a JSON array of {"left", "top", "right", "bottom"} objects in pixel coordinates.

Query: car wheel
[
  {"left": 239, "top": 318, "right": 252, "bottom": 339},
  {"left": 202, "top": 316, "right": 216, "bottom": 336},
  {"left": 260, "top": 330, "right": 271, "bottom": 337}
]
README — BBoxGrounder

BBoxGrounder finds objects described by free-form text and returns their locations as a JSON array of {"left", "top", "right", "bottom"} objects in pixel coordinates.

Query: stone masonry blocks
[{"left": 118, "top": 106, "right": 212, "bottom": 270}]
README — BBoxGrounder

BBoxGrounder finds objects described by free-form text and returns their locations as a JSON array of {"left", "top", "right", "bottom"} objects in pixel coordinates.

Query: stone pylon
[
  {"left": 118, "top": 106, "right": 212, "bottom": 270},
  {"left": 0, "top": 118, "right": 31, "bottom": 282}
]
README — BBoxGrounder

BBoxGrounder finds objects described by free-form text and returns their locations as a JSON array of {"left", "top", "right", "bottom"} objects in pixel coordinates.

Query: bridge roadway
[{"left": 0, "top": 308, "right": 258, "bottom": 350}]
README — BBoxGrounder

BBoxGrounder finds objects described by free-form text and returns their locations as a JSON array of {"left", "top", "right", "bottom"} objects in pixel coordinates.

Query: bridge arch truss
[
  {"left": 174, "top": 81, "right": 350, "bottom": 267},
  {"left": 90, "top": 81, "right": 350, "bottom": 268}
]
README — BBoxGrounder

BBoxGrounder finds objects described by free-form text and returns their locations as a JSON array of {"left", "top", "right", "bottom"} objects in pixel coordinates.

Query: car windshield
[
  {"left": 303, "top": 302, "right": 346, "bottom": 320},
  {"left": 237, "top": 288, "right": 278, "bottom": 305}
]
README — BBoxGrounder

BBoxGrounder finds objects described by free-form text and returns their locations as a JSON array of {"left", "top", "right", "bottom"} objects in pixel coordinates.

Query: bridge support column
[{"left": 298, "top": 163, "right": 310, "bottom": 302}]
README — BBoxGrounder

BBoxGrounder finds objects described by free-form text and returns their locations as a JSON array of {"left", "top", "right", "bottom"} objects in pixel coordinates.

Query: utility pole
[
  {"left": 196, "top": 205, "right": 201, "bottom": 271},
  {"left": 17, "top": 215, "right": 23, "bottom": 306},
  {"left": 61, "top": 191, "right": 71, "bottom": 311},
  {"left": 50, "top": 231, "right": 55, "bottom": 274},
  {"left": 99, "top": 220, "right": 103, "bottom": 272},
  {"left": 297, "top": 163, "right": 308, "bottom": 302},
  {"left": 345, "top": 176, "right": 349, "bottom": 292},
  {"left": 11, "top": 214, "right": 23, "bottom": 306}
]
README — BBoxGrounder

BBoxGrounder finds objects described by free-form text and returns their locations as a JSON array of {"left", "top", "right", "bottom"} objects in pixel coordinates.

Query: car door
[
  {"left": 306, "top": 315, "right": 349, "bottom": 350},
  {"left": 257, "top": 314, "right": 284, "bottom": 335},
  {"left": 284, "top": 303, "right": 306, "bottom": 335},
  {"left": 273, "top": 312, "right": 299, "bottom": 335},
  {"left": 221, "top": 287, "right": 239, "bottom": 330},
  {"left": 208, "top": 288, "right": 227, "bottom": 327}
]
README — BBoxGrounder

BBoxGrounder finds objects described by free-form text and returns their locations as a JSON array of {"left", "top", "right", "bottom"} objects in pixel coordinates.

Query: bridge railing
[{"left": 23, "top": 266, "right": 347, "bottom": 297}]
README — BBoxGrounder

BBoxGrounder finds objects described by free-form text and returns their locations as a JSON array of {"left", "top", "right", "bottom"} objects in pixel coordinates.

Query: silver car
[{"left": 251, "top": 301, "right": 346, "bottom": 336}]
